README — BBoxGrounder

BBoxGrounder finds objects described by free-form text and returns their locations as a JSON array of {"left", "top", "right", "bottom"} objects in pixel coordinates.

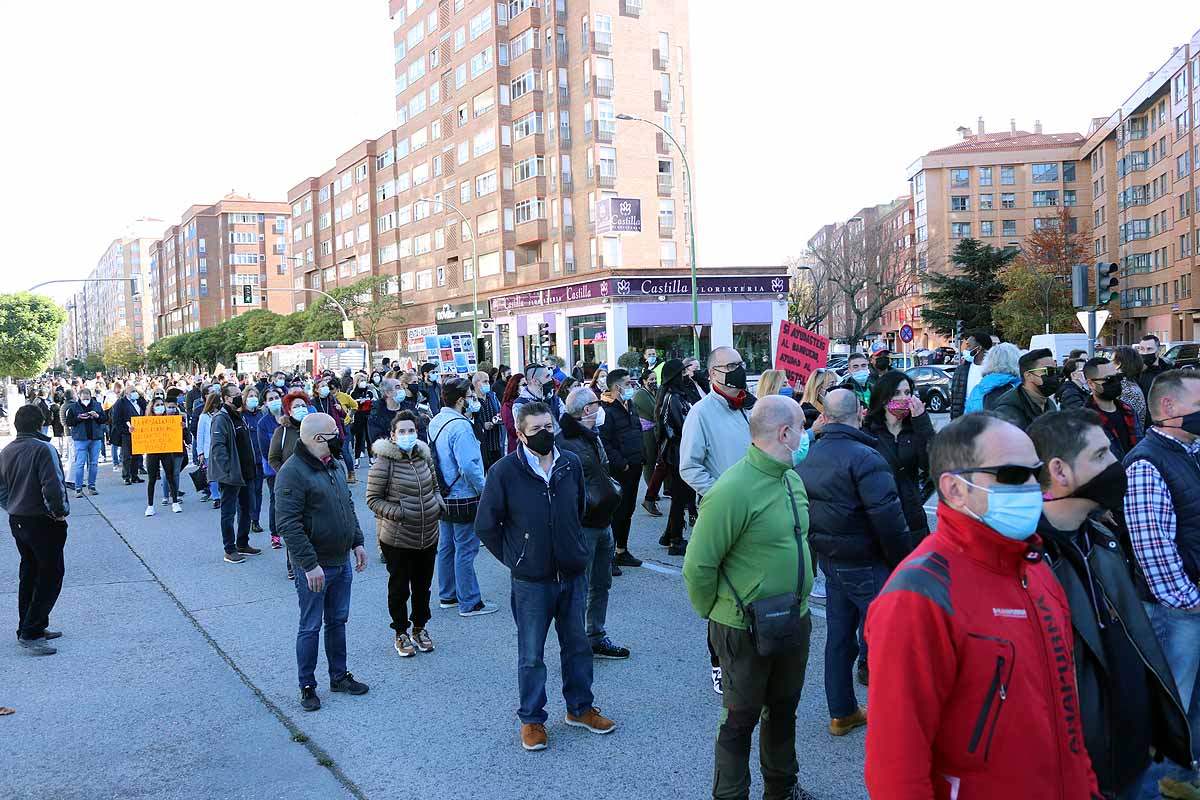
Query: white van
[{"left": 1027, "top": 334, "right": 1089, "bottom": 363}]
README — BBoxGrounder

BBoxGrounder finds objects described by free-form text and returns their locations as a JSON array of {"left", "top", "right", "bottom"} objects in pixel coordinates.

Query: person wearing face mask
[
  {"left": 257, "top": 389, "right": 285, "bottom": 549},
  {"left": 270, "top": 392, "right": 313, "bottom": 576},
  {"left": 1138, "top": 334, "right": 1168, "bottom": 398},
  {"left": 839, "top": 353, "right": 874, "bottom": 409},
  {"left": 949, "top": 329, "right": 994, "bottom": 419},
  {"left": 110, "top": 384, "right": 147, "bottom": 485},
  {"left": 275, "top": 412, "right": 370, "bottom": 712},
  {"left": 240, "top": 389, "right": 268, "bottom": 532},
  {"left": 598, "top": 369, "right": 645, "bottom": 570},
  {"left": 142, "top": 399, "right": 184, "bottom": 516},
  {"left": 642, "top": 347, "right": 661, "bottom": 384},
  {"left": 350, "top": 371, "right": 376, "bottom": 469},
  {"left": 869, "top": 345, "right": 895, "bottom": 382},
  {"left": 65, "top": 388, "right": 108, "bottom": 498},
  {"left": 863, "top": 372, "right": 933, "bottom": 545},
  {"left": 367, "top": 411, "right": 443, "bottom": 659},
  {"left": 208, "top": 383, "right": 261, "bottom": 564},
  {"left": 993, "top": 347, "right": 1061, "bottom": 431},
  {"left": 632, "top": 371, "right": 666, "bottom": 516},
  {"left": 312, "top": 379, "right": 356, "bottom": 485},
  {"left": 428, "top": 378, "right": 495, "bottom": 617},
  {"left": 655, "top": 359, "right": 696, "bottom": 557},
  {"left": 196, "top": 391, "right": 224, "bottom": 505},
  {"left": 795, "top": 389, "right": 910, "bottom": 736},
  {"left": 475, "top": 401, "right": 617, "bottom": 751},
  {"left": 1112, "top": 345, "right": 1149, "bottom": 428},
  {"left": 1055, "top": 356, "right": 1091, "bottom": 411},
  {"left": 678, "top": 347, "right": 757, "bottom": 503},
  {"left": 682, "top": 396, "right": 815, "bottom": 800},
  {"left": 417, "top": 363, "right": 443, "bottom": 415},
  {"left": 513, "top": 364, "right": 565, "bottom": 431},
  {"left": 1028, "top": 410, "right": 1193, "bottom": 800},
  {"left": 469, "top": 371, "right": 504, "bottom": 472},
  {"left": 864, "top": 412, "right": 1102, "bottom": 800},
  {"left": 1080, "top": 357, "right": 1141, "bottom": 458},
  {"left": 964, "top": 343, "right": 1022, "bottom": 413}
]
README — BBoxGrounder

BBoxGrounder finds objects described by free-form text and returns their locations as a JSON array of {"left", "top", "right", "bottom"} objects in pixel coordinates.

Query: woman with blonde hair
[
  {"left": 754, "top": 369, "right": 788, "bottom": 398},
  {"left": 800, "top": 368, "right": 840, "bottom": 430},
  {"left": 964, "top": 342, "right": 1021, "bottom": 413}
]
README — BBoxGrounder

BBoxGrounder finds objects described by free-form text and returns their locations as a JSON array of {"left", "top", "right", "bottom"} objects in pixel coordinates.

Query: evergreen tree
[{"left": 920, "top": 239, "right": 1016, "bottom": 339}]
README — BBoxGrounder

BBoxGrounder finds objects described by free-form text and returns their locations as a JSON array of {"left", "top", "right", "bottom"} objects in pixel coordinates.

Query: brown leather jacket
[{"left": 366, "top": 438, "right": 442, "bottom": 550}]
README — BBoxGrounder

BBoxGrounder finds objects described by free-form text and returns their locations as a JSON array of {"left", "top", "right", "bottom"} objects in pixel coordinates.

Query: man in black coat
[
  {"left": 993, "top": 348, "right": 1061, "bottom": 431},
  {"left": 109, "top": 385, "right": 147, "bottom": 484},
  {"left": 556, "top": 387, "right": 628, "bottom": 660},
  {"left": 1138, "top": 333, "right": 1169, "bottom": 399},
  {"left": 949, "top": 329, "right": 992, "bottom": 419},
  {"left": 598, "top": 369, "right": 644, "bottom": 568},
  {"left": 794, "top": 388, "right": 911, "bottom": 736}
]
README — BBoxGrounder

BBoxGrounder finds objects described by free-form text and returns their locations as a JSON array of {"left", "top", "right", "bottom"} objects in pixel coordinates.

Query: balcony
[
  {"left": 660, "top": 258, "right": 677, "bottom": 268},
  {"left": 563, "top": 220, "right": 575, "bottom": 237},
  {"left": 654, "top": 89, "right": 670, "bottom": 112},
  {"left": 656, "top": 131, "right": 670, "bottom": 155},
  {"left": 1129, "top": 126, "right": 1148, "bottom": 140},
  {"left": 517, "top": 259, "right": 550, "bottom": 283},
  {"left": 510, "top": 3, "right": 542, "bottom": 26},
  {"left": 273, "top": 223, "right": 287, "bottom": 234},
  {"left": 593, "top": 76, "right": 613, "bottom": 98},
  {"left": 591, "top": 31, "right": 612, "bottom": 55},
  {"left": 657, "top": 174, "right": 673, "bottom": 196},
  {"left": 652, "top": 48, "right": 668, "bottom": 70},
  {"left": 557, "top": 86, "right": 569, "bottom": 105},
  {"left": 515, "top": 47, "right": 543, "bottom": 69},
  {"left": 597, "top": 172, "right": 616, "bottom": 189},
  {"left": 620, "top": 0, "right": 642, "bottom": 17},
  {"left": 273, "top": 244, "right": 286, "bottom": 255},
  {"left": 564, "top": 259, "right": 576, "bottom": 274},
  {"left": 560, "top": 174, "right": 574, "bottom": 192},
  {"left": 556, "top": 41, "right": 568, "bottom": 61},
  {"left": 659, "top": 222, "right": 675, "bottom": 238},
  {"left": 593, "top": 121, "right": 615, "bottom": 143},
  {"left": 516, "top": 218, "right": 549, "bottom": 245}
]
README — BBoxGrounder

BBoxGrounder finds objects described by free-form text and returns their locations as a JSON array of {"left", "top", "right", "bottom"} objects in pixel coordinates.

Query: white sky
[{"left": 1, "top": 0, "right": 1198, "bottom": 303}]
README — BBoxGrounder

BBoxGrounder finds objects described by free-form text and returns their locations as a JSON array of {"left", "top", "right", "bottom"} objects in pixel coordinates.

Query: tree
[
  {"left": 786, "top": 254, "right": 833, "bottom": 334},
  {"left": 101, "top": 330, "right": 144, "bottom": 374},
  {"left": 0, "top": 293, "right": 67, "bottom": 378},
  {"left": 920, "top": 239, "right": 1017, "bottom": 339},
  {"left": 993, "top": 208, "right": 1091, "bottom": 347},
  {"left": 81, "top": 351, "right": 106, "bottom": 376},
  {"left": 810, "top": 218, "right": 916, "bottom": 344},
  {"left": 301, "top": 275, "right": 407, "bottom": 348}
]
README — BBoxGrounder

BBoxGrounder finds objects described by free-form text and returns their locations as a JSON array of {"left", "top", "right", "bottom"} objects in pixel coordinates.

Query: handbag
[
  {"left": 430, "top": 421, "right": 479, "bottom": 524},
  {"left": 188, "top": 464, "right": 209, "bottom": 492},
  {"left": 719, "top": 479, "right": 810, "bottom": 657}
]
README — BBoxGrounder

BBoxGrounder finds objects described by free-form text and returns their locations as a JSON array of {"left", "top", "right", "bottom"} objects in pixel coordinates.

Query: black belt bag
[{"left": 719, "top": 480, "right": 809, "bottom": 657}]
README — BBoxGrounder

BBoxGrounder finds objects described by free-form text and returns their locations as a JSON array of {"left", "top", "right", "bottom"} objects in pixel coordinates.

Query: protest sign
[
  {"left": 774, "top": 320, "right": 829, "bottom": 386},
  {"left": 130, "top": 415, "right": 184, "bottom": 455}
]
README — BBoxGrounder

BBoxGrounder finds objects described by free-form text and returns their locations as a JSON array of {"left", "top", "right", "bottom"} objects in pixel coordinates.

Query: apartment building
[
  {"left": 1079, "top": 33, "right": 1200, "bottom": 345},
  {"left": 875, "top": 196, "right": 917, "bottom": 348},
  {"left": 150, "top": 194, "right": 292, "bottom": 339},
  {"left": 285, "top": 0, "right": 763, "bottom": 373},
  {"left": 905, "top": 119, "right": 1090, "bottom": 349}
]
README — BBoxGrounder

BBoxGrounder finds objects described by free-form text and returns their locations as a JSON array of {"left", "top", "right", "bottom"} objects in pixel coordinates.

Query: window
[
  {"left": 659, "top": 198, "right": 675, "bottom": 228},
  {"left": 950, "top": 196, "right": 969, "bottom": 212},
  {"left": 950, "top": 169, "right": 969, "bottom": 188},
  {"left": 1062, "top": 162, "right": 1077, "bottom": 182},
  {"left": 1001, "top": 193, "right": 1016, "bottom": 209},
  {"left": 473, "top": 87, "right": 495, "bottom": 117},
  {"left": 1064, "top": 190, "right": 1077, "bottom": 207},
  {"left": 511, "top": 69, "right": 539, "bottom": 99},
  {"left": 511, "top": 27, "right": 537, "bottom": 58},
  {"left": 514, "top": 155, "right": 545, "bottom": 182},
  {"left": 513, "top": 111, "right": 543, "bottom": 140},
  {"left": 470, "top": 46, "right": 494, "bottom": 79},
  {"left": 1001, "top": 165, "right": 1015, "bottom": 185},
  {"left": 979, "top": 194, "right": 993, "bottom": 210},
  {"left": 1032, "top": 190, "right": 1058, "bottom": 207},
  {"left": 407, "top": 56, "right": 427, "bottom": 83},
  {"left": 514, "top": 197, "right": 546, "bottom": 224},
  {"left": 414, "top": 233, "right": 432, "bottom": 255},
  {"left": 1032, "top": 163, "right": 1059, "bottom": 183},
  {"left": 951, "top": 222, "right": 971, "bottom": 238},
  {"left": 475, "top": 170, "right": 498, "bottom": 196},
  {"left": 412, "top": 161, "right": 429, "bottom": 185},
  {"left": 477, "top": 210, "right": 499, "bottom": 235},
  {"left": 416, "top": 269, "right": 433, "bottom": 290},
  {"left": 1002, "top": 219, "right": 1017, "bottom": 237},
  {"left": 454, "top": 26, "right": 466, "bottom": 51},
  {"left": 660, "top": 241, "right": 677, "bottom": 267},
  {"left": 473, "top": 128, "right": 496, "bottom": 157},
  {"left": 469, "top": 7, "right": 491, "bottom": 40},
  {"left": 980, "top": 220, "right": 994, "bottom": 237},
  {"left": 978, "top": 166, "right": 993, "bottom": 186},
  {"left": 411, "top": 126, "right": 429, "bottom": 150}
]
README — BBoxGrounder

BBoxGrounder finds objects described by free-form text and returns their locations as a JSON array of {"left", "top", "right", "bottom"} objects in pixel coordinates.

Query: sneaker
[
  {"left": 712, "top": 667, "right": 723, "bottom": 695},
  {"left": 667, "top": 541, "right": 687, "bottom": 556},
  {"left": 412, "top": 628, "right": 435, "bottom": 653},
  {"left": 271, "top": 535, "right": 282, "bottom": 550},
  {"left": 286, "top": 564, "right": 295, "bottom": 580},
  {"left": 145, "top": 505, "right": 155, "bottom": 517},
  {"left": 64, "top": 481, "right": 74, "bottom": 490},
  {"left": 1158, "top": 778, "right": 1200, "bottom": 800},
  {"left": 171, "top": 503, "right": 182, "bottom": 514},
  {"left": 250, "top": 522, "right": 263, "bottom": 533},
  {"left": 212, "top": 499, "right": 221, "bottom": 509},
  {"left": 659, "top": 532, "right": 671, "bottom": 547},
  {"left": 74, "top": 489, "right": 84, "bottom": 499},
  {"left": 459, "top": 601, "right": 499, "bottom": 617},
  {"left": 161, "top": 497, "right": 170, "bottom": 506},
  {"left": 300, "top": 685, "right": 321, "bottom": 712},
  {"left": 224, "top": 551, "right": 246, "bottom": 564},
  {"left": 17, "top": 637, "right": 56, "bottom": 656},
  {"left": 330, "top": 672, "right": 369, "bottom": 695},
  {"left": 564, "top": 707, "right": 616, "bottom": 734},
  {"left": 88, "top": 487, "right": 98, "bottom": 496},
  {"left": 788, "top": 788, "right": 819, "bottom": 800},
  {"left": 611, "top": 563, "right": 622, "bottom": 577},
  {"left": 613, "top": 550, "right": 642, "bottom": 567},
  {"left": 641, "top": 499, "right": 663, "bottom": 517},
  {"left": 521, "top": 722, "right": 548, "bottom": 752},
  {"left": 438, "top": 597, "right": 459, "bottom": 609},
  {"left": 810, "top": 575, "right": 827, "bottom": 601},
  {"left": 236, "top": 545, "right": 263, "bottom": 556},
  {"left": 42, "top": 630, "right": 62, "bottom": 640},
  {"left": 346, "top": 473, "right": 357, "bottom": 485},
  {"left": 591, "top": 637, "right": 630, "bottom": 659},
  {"left": 394, "top": 633, "right": 416, "bottom": 658},
  {"left": 856, "top": 661, "right": 869, "bottom": 687},
  {"left": 113, "top": 465, "right": 122, "bottom": 473},
  {"left": 829, "top": 707, "right": 867, "bottom": 736},
  {"left": 199, "top": 491, "right": 211, "bottom": 502}
]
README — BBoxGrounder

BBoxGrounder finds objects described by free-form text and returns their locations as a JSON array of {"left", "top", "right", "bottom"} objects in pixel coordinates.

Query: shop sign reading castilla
[
  {"left": 596, "top": 197, "right": 642, "bottom": 234},
  {"left": 491, "top": 275, "right": 788, "bottom": 314}
]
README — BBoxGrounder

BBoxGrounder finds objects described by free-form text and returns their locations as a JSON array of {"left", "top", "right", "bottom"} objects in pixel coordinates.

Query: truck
[{"left": 1027, "top": 333, "right": 1089, "bottom": 363}]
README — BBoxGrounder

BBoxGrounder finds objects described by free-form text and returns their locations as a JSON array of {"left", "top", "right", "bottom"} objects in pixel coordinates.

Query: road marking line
[{"left": 642, "top": 561, "right": 681, "bottom": 576}]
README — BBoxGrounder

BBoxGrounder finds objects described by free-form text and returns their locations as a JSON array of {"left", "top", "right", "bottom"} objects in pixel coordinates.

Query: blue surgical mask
[
  {"left": 791, "top": 429, "right": 810, "bottom": 466},
  {"left": 130, "top": 392, "right": 140, "bottom": 401},
  {"left": 956, "top": 477, "right": 1044, "bottom": 540},
  {"left": 274, "top": 379, "right": 286, "bottom": 388},
  {"left": 395, "top": 433, "right": 418, "bottom": 451},
  {"left": 467, "top": 399, "right": 482, "bottom": 413},
  {"left": 621, "top": 388, "right": 636, "bottom": 401},
  {"left": 153, "top": 405, "right": 166, "bottom": 415},
  {"left": 318, "top": 386, "right": 330, "bottom": 398},
  {"left": 246, "top": 397, "right": 259, "bottom": 411},
  {"left": 267, "top": 399, "right": 283, "bottom": 414},
  {"left": 780, "top": 386, "right": 794, "bottom": 398},
  {"left": 291, "top": 407, "right": 308, "bottom": 423},
  {"left": 849, "top": 370, "right": 870, "bottom": 384},
  {"left": 480, "top": 383, "right": 492, "bottom": 394},
  {"left": 646, "top": 355, "right": 657, "bottom": 366}
]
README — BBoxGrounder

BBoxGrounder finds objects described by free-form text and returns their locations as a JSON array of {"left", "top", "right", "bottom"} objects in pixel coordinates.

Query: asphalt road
[{"left": 0, "top": 419, "right": 874, "bottom": 800}]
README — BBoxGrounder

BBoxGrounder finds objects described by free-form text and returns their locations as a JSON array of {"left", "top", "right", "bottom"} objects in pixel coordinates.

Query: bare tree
[
  {"left": 785, "top": 253, "right": 834, "bottom": 335},
  {"left": 811, "top": 217, "right": 916, "bottom": 344}
]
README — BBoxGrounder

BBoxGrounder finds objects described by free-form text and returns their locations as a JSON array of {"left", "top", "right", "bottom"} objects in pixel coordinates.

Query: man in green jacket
[{"left": 682, "top": 395, "right": 815, "bottom": 800}]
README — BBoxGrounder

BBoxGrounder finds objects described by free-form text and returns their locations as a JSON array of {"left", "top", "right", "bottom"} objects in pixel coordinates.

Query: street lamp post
[
  {"left": 1041, "top": 274, "right": 1067, "bottom": 335},
  {"left": 616, "top": 113, "right": 699, "bottom": 359},
  {"left": 281, "top": 255, "right": 353, "bottom": 327},
  {"left": 416, "top": 196, "right": 479, "bottom": 346}
]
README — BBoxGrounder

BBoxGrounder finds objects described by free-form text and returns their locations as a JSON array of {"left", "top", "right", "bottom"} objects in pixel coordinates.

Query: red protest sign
[{"left": 774, "top": 320, "right": 830, "bottom": 386}]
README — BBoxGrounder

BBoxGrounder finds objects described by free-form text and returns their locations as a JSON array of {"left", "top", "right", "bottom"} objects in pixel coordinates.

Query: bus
[
  {"left": 260, "top": 341, "right": 370, "bottom": 377},
  {"left": 236, "top": 351, "right": 266, "bottom": 375}
]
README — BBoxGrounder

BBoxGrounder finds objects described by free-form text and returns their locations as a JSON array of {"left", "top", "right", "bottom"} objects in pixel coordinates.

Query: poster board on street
[
  {"left": 130, "top": 415, "right": 184, "bottom": 456},
  {"left": 774, "top": 320, "right": 830, "bottom": 386}
]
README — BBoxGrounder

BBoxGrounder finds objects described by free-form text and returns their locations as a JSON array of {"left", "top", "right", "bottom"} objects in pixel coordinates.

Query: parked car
[
  {"left": 1163, "top": 342, "right": 1200, "bottom": 369},
  {"left": 905, "top": 365, "right": 956, "bottom": 413}
]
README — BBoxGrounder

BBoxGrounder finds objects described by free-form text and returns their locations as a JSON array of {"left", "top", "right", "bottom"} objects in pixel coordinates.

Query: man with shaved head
[
  {"left": 795, "top": 387, "right": 911, "bottom": 738},
  {"left": 683, "top": 395, "right": 815, "bottom": 800},
  {"left": 275, "top": 412, "right": 370, "bottom": 713}
]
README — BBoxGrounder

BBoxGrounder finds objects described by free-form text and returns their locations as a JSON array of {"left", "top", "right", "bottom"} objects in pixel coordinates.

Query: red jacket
[{"left": 864, "top": 505, "right": 1102, "bottom": 800}]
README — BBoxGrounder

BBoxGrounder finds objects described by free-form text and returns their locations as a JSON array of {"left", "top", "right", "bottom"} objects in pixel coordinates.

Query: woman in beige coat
[{"left": 366, "top": 410, "right": 443, "bottom": 658}]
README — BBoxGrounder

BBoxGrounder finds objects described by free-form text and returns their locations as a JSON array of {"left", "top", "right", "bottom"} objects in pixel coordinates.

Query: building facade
[{"left": 150, "top": 194, "right": 292, "bottom": 339}]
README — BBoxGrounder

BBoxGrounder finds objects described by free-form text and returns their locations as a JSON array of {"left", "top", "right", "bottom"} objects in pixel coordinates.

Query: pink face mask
[{"left": 886, "top": 399, "right": 911, "bottom": 419}]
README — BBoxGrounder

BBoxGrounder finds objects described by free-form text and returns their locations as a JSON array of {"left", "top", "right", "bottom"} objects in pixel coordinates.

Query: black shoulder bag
[
  {"left": 430, "top": 420, "right": 480, "bottom": 524},
  {"left": 719, "top": 479, "right": 810, "bottom": 657}
]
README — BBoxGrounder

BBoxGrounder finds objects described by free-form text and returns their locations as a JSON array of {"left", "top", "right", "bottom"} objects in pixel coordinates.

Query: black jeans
[
  {"left": 664, "top": 466, "right": 694, "bottom": 545},
  {"left": 218, "top": 482, "right": 252, "bottom": 553},
  {"left": 120, "top": 432, "right": 142, "bottom": 481},
  {"left": 10, "top": 515, "right": 68, "bottom": 641},
  {"left": 265, "top": 475, "right": 277, "bottom": 535},
  {"left": 610, "top": 462, "right": 643, "bottom": 550},
  {"left": 710, "top": 616, "right": 812, "bottom": 800},
  {"left": 352, "top": 423, "right": 370, "bottom": 460},
  {"left": 380, "top": 541, "right": 436, "bottom": 633},
  {"left": 145, "top": 453, "right": 179, "bottom": 505}
]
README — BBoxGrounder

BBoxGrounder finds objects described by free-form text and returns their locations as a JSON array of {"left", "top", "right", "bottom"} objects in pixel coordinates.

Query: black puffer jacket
[
  {"left": 794, "top": 423, "right": 912, "bottom": 566},
  {"left": 556, "top": 412, "right": 621, "bottom": 528},
  {"left": 993, "top": 385, "right": 1059, "bottom": 431},
  {"left": 949, "top": 352, "right": 983, "bottom": 419},
  {"left": 863, "top": 411, "right": 934, "bottom": 539},
  {"left": 1056, "top": 379, "right": 1090, "bottom": 411},
  {"left": 598, "top": 392, "right": 644, "bottom": 472}
]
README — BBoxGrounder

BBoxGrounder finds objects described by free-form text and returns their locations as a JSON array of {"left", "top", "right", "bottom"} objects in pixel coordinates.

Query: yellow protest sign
[{"left": 130, "top": 415, "right": 184, "bottom": 455}]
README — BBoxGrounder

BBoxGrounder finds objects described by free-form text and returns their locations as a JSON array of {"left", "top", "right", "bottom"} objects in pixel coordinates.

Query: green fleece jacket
[{"left": 682, "top": 445, "right": 812, "bottom": 629}]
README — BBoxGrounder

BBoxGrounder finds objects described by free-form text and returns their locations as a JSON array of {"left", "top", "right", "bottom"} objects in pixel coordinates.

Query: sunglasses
[{"left": 948, "top": 463, "right": 1044, "bottom": 486}]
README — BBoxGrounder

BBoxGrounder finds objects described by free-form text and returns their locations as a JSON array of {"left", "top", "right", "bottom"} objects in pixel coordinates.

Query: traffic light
[
  {"left": 1071, "top": 264, "right": 1089, "bottom": 308},
  {"left": 538, "top": 322, "right": 551, "bottom": 348},
  {"left": 955, "top": 319, "right": 964, "bottom": 343},
  {"left": 1095, "top": 261, "right": 1118, "bottom": 306},
  {"left": 242, "top": 284, "right": 253, "bottom": 305}
]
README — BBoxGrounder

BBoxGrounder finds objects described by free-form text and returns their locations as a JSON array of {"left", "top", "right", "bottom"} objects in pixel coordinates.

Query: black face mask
[
  {"left": 1142, "top": 353, "right": 1157, "bottom": 367},
  {"left": 524, "top": 429, "right": 555, "bottom": 456},
  {"left": 1154, "top": 410, "right": 1200, "bottom": 436},
  {"left": 1095, "top": 376, "right": 1123, "bottom": 402},
  {"left": 1066, "top": 460, "right": 1128, "bottom": 515},
  {"left": 229, "top": 396, "right": 244, "bottom": 410},
  {"left": 874, "top": 357, "right": 890, "bottom": 372},
  {"left": 542, "top": 382, "right": 555, "bottom": 398},
  {"left": 1037, "top": 371, "right": 1061, "bottom": 397},
  {"left": 326, "top": 437, "right": 344, "bottom": 460},
  {"left": 723, "top": 365, "right": 748, "bottom": 391}
]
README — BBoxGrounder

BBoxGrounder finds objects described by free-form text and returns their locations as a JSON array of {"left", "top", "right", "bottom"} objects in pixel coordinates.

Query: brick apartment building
[{"left": 150, "top": 194, "right": 293, "bottom": 339}]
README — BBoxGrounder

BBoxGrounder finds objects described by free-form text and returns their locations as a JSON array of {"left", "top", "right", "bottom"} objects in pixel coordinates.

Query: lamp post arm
[{"left": 260, "top": 286, "right": 350, "bottom": 322}]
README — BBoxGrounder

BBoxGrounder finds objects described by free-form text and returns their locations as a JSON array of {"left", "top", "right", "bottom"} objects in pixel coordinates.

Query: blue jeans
[
  {"left": 218, "top": 482, "right": 251, "bottom": 554},
  {"left": 249, "top": 472, "right": 264, "bottom": 524},
  {"left": 1139, "top": 602, "right": 1200, "bottom": 791},
  {"left": 511, "top": 573, "right": 594, "bottom": 724},
  {"left": 208, "top": 481, "right": 221, "bottom": 499},
  {"left": 581, "top": 526, "right": 614, "bottom": 645},
  {"left": 293, "top": 558, "right": 353, "bottom": 689},
  {"left": 72, "top": 439, "right": 101, "bottom": 489},
  {"left": 109, "top": 437, "right": 120, "bottom": 464},
  {"left": 820, "top": 557, "right": 892, "bottom": 718},
  {"left": 436, "top": 520, "right": 482, "bottom": 610}
]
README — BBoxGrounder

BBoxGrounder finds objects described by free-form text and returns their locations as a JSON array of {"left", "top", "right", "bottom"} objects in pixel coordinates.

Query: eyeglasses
[
  {"left": 1026, "top": 366, "right": 1057, "bottom": 377},
  {"left": 948, "top": 463, "right": 1044, "bottom": 486},
  {"left": 715, "top": 361, "right": 746, "bottom": 372},
  {"left": 313, "top": 433, "right": 339, "bottom": 444}
]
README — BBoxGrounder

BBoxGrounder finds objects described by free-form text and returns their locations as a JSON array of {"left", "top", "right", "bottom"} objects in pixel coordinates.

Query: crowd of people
[{"left": 5, "top": 331, "right": 1200, "bottom": 800}]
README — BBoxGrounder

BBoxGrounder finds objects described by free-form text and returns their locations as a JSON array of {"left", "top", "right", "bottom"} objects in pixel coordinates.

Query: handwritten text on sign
[
  {"left": 774, "top": 320, "right": 829, "bottom": 386},
  {"left": 130, "top": 415, "right": 184, "bottom": 455}
]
